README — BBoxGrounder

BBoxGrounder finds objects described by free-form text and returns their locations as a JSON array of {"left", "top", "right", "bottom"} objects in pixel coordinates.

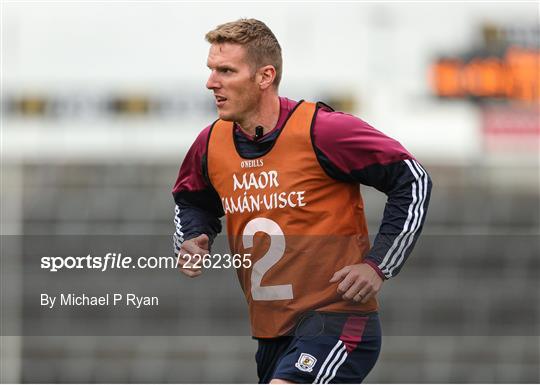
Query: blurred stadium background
[{"left": 1, "top": 2, "right": 539, "bottom": 383}]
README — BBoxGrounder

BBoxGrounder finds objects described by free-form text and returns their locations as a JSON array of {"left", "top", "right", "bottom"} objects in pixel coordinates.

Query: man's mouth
[{"left": 215, "top": 95, "right": 227, "bottom": 107}]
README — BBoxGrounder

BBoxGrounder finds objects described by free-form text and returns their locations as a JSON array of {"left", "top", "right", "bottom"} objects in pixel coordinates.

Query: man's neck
[{"left": 237, "top": 94, "right": 280, "bottom": 137}]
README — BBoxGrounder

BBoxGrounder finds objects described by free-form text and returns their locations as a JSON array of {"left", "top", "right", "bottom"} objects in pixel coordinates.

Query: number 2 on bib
[{"left": 242, "top": 218, "right": 293, "bottom": 301}]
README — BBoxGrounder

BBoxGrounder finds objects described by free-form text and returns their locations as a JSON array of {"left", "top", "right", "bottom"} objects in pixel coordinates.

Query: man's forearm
[
  {"left": 363, "top": 159, "right": 432, "bottom": 279},
  {"left": 172, "top": 190, "right": 223, "bottom": 255}
]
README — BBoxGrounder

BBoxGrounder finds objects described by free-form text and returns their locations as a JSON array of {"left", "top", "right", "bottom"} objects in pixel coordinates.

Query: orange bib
[{"left": 207, "top": 101, "right": 377, "bottom": 337}]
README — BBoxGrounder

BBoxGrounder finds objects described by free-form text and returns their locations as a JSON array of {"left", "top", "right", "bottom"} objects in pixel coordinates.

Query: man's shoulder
[
  {"left": 313, "top": 104, "right": 377, "bottom": 133},
  {"left": 194, "top": 123, "right": 214, "bottom": 145},
  {"left": 280, "top": 96, "right": 299, "bottom": 109},
  {"left": 183, "top": 123, "right": 215, "bottom": 158}
]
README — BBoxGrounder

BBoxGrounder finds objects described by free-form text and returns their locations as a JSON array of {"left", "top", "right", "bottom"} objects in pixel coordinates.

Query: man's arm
[
  {"left": 172, "top": 126, "right": 224, "bottom": 275},
  {"left": 313, "top": 107, "right": 432, "bottom": 301},
  {"left": 352, "top": 158, "right": 431, "bottom": 279},
  {"left": 173, "top": 189, "right": 223, "bottom": 255}
]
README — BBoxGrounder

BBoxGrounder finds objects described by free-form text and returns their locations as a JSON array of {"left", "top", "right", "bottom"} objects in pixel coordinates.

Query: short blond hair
[{"left": 205, "top": 19, "right": 282, "bottom": 88}]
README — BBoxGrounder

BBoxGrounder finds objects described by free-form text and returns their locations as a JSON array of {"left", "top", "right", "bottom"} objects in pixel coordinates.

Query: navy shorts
[{"left": 255, "top": 311, "right": 381, "bottom": 384}]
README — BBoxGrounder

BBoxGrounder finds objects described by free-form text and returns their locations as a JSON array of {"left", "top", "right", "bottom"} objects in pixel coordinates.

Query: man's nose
[{"left": 206, "top": 71, "right": 220, "bottom": 90}]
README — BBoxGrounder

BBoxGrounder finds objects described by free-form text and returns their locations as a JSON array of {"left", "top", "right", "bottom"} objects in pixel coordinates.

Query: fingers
[
  {"left": 337, "top": 272, "right": 358, "bottom": 295},
  {"left": 181, "top": 239, "right": 208, "bottom": 257},
  {"left": 193, "top": 234, "right": 210, "bottom": 250},
  {"left": 353, "top": 278, "right": 382, "bottom": 303},
  {"left": 180, "top": 267, "right": 202, "bottom": 278},
  {"left": 352, "top": 285, "right": 372, "bottom": 303},
  {"left": 342, "top": 279, "right": 367, "bottom": 301},
  {"left": 177, "top": 236, "right": 210, "bottom": 278},
  {"left": 177, "top": 252, "right": 201, "bottom": 277},
  {"left": 331, "top": 264, "right": 384, "bottom": 303},
  {"left": 359, "top": 290, "right": 376, "bottom": 304},
  {"left": 356, "top": 277, "right": 382, "bottom": 304},
  {"left": 177, "top": 236, "right": 211, "bottom": 278},
  {"left": 178, "top": 252, "right": 203, "bottom": 269},
  {"left": 329, "top": 266, "right": 352, "bottom": 283}
]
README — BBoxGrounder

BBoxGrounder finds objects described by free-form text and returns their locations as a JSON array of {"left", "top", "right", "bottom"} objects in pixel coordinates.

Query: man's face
[{"left": 206, "top": 43, "right": 261, "bottom": 122}]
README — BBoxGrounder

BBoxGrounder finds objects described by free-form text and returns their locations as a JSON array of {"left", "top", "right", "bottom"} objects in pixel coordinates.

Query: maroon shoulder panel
[
  {"left": 172, "top": 125, "right": 212, "bottom": 193},
  {"left": 312, "top": 109, "right": 413, "bottom": 174}
]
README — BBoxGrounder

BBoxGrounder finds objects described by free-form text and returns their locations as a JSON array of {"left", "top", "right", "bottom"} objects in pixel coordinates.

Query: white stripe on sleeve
[
  {"left": 378, "top": 159, "right": 427, "bottom": 278},
  {"left": 387, "top": 160, "right": 428, "bottom": 276},
  {"left": 173, "top": 204, "right": 184, "bottom": 254}
]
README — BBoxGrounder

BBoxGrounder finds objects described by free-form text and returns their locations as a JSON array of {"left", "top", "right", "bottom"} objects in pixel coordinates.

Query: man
[{"left": 172, "top": 19, "right": 432, "bottom": 384}]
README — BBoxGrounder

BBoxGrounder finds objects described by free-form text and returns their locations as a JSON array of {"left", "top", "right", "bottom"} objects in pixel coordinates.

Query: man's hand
[
  {"left": 329, "top": 263, "right": 383, "bottom": 304},
  {"left": 178, "top": 234, "right": 210, "bottom": 278}
]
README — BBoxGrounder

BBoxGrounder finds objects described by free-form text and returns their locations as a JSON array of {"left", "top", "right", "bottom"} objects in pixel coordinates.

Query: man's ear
[{"left": 258, "top": 65, "right": 276, "bottom": 90}]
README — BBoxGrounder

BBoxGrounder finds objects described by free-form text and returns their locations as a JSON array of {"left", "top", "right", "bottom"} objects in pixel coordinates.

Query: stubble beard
[{"left": 220, "top": 94, "right": 259, "bottom": 126}]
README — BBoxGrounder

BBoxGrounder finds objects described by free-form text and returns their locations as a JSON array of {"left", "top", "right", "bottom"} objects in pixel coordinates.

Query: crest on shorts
[{"left": 295, "top": 353, "right": 317, "bottom": 372}]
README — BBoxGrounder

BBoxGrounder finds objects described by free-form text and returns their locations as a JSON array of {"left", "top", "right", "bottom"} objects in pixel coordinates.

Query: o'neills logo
[
  {"left": 221, "top": 170, "right": 306, "bottom": 214},
  {"left": 240, "top": 159, "right": 264, "bottom": 168}
]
